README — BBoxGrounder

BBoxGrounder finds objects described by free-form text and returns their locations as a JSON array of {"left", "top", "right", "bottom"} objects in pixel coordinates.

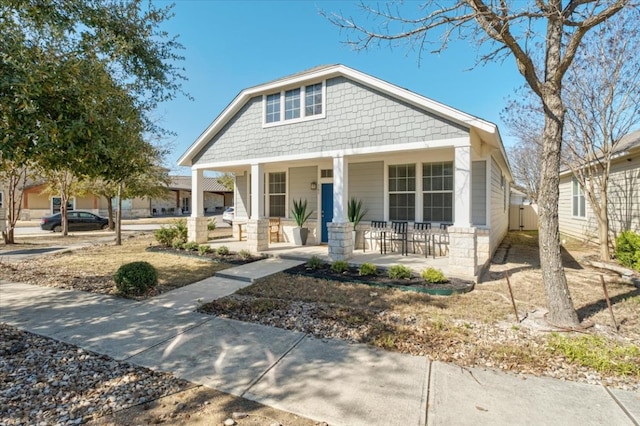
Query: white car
[{"left": 222, "top": 207, "right": 234, "bottom": 225}]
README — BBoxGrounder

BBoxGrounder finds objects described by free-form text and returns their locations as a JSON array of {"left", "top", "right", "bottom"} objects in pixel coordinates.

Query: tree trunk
[
  {"left": 538, "top": 91, "right": 580, "bottom": 327},
  {"left": 597, "top": 190, "right": 611, "bottom": 261},
  {"left": 61, "top": 190, "right": 69, "bottom": 236},
  {"left": 107, "top": 196, "right": 115, "bottom": 231},
  {"left": 116, "top": 183, "right": 122, "bottom": 246}
]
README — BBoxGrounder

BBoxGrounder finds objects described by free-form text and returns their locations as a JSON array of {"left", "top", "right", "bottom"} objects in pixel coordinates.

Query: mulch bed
[
  {"left": 283, "top": 263, "right": 474, "bottom": 295},
  {"left": 146, "top": 246, "right": 266, "bottom": 265}
]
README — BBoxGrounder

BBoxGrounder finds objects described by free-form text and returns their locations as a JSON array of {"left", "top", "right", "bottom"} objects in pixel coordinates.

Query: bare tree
[
  {"left": 563, "top": 9, "right": 640, "bottom": 261},
  {"left": 0, "top": 161, "right": 29, "bottom": 244},
  {"left": 326, "top": 0, "right": 633, "bottom": 327}
]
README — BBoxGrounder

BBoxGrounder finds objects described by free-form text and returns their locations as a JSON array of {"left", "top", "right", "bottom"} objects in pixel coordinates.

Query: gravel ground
[{"left": 0, "top": 324, "right": 194, "bottom": 426}]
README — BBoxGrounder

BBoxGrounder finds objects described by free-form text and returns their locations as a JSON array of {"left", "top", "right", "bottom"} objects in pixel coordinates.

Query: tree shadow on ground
[{"left": 576, "top": 286, "right": 640, "bottom": 322}]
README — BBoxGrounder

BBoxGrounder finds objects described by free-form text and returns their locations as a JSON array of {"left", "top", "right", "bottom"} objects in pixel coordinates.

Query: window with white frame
[
  {"left": 264, "top": 82, "right": 324, "bottom": 125},
  {"left": 389, "top": 164, "right": 416, "bottom": 221},
  {"left": 269, "top": 172, "right": 286, "bottom": 217},
  {"left": 423, "top": 162, "right": 453, "bottom": 222},
  {"left": 572, "top": 177, "right": 586, "bottom": 218},
  {"left": 52, "top": 197, "right": 75, "bottom": 214}
]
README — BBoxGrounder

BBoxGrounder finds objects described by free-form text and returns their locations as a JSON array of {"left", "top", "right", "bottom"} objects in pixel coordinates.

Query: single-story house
[
  {"left": 559, "top": 129, "right": 640, "bottom": 242},
  {"left": 17, "top": 176, "right": 232, "bottom": 220},
  {"left": 178, "top": 64, "right": 513, "bottom": 278}
]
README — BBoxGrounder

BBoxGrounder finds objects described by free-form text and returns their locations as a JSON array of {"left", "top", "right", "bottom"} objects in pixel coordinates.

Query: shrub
[
  {"left": 207, "top": 217, "right": 217, "bottom": 231},
  {"left": 183, "top": 241, "right": 199, "bottom": 251},
  {"left": 173, "top": 219, "right": 188, "bottom": 243},
  {"left": 216, "top": 245, "right": 230, "bottom": 256},
  {"left": 154, "top": 226, "right": 177, "bottom": 247},
  {"left": 306, "top": 256, "right": 324, "bottom": 270},
  {"left": 171, "top": 239, "right": 185, "bottom": 250},
  {"left": 388, "top": 264, "right": 412, "bottom": 280},
  {"left": 359, "top": 263, "right": 377, "bottom": 276},
  {"left": 198, "top": 245, "right": 212, "bottom": 255},
  {"left": 114, "top": 261, "right": 158, "bottom": 296},
  {"left": 331, "top": 260, "right": 349, "bottom": 273},
  {"left": 615, "top": 231, "right": 640, "bottom": 272},
  {"left": 238, "top": 249, "right": 252, "bottom": 260},
  {"left": 421, "top": 267, "right": 448, "bottom": 283}
]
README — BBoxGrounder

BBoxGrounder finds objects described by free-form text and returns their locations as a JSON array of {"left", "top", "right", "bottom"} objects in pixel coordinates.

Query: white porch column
[
  {"left": 329, "top": 155, "right": 353, "bottom": 260},
  {"left": 187, "top": 168, "right": 208, "bottom": 243},
  {"left": 248, "top": 163, "right": 268, "bottom": 252},
  {"left": 332, "top": 155, "right": 348, "bottom": 222},
  {"left": 250, "top": 163, "right": 264, "bottom": 219},
  {"left": 454, "top": 145, "right": 472, "bottom": 228}
]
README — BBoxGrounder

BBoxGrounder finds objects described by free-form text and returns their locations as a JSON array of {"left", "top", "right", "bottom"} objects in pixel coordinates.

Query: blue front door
[{"left": 321, "top": 183, "right": 333, "bottom": 243}]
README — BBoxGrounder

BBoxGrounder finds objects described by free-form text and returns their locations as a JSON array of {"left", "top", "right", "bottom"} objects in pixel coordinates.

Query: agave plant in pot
[
  {"left": 348, "top": 197, "right": 368, "bottom": 249},
  {"left": 291, "top": 198, "right": 313, "bottom": 245}
]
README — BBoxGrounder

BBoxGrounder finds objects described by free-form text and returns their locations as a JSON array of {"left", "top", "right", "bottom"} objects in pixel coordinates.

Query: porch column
[
  {"left": 454, "top": 145, "right": 472, "bottom": 228},
  {"left": 329, "top": 155, "right": 353, "bottom": 260},
  {"left": 248, "top": 163, "right": 268, "bottom": 252},
  {"left": 188, "top": 168, "right": 208, "bottom": 243},
  {"left": 448, "top": 226, "right": 478, "bottom": 279}
]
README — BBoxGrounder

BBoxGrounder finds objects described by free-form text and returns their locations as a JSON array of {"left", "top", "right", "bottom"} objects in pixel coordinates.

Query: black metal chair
[
  {"left": 433, "top": 225, "right": 451, "bottom": 258},
  {"left": 387, "top": 221, "right": 408, "bottom": 255},
  {"left": 409, "top": 222, "right": 432, "bottom": 257},
  {"left": 364, "top": 221, "right": 387, "bottom": 253}
]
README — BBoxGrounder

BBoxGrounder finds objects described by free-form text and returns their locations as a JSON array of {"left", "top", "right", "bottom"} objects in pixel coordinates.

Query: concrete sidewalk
[{"left": 1, "top": 259, "right": 638, "bottom": 425}]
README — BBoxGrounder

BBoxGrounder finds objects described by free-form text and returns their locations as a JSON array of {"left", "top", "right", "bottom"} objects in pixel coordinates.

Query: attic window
[{"left": 263, "top": 81, "right": 325, "bottom": 127}]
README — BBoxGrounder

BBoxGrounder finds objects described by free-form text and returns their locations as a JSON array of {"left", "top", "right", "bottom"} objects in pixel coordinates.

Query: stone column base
[
  {"left": 247, "top": 219, "right": 269, "bottom": 253},
  {"left": 448, "top": 226, "right": 478, "bottom": 279},
  {"left": 187, "top": 217, "right": 209, "bottom": 244},
  {"left": 328, "top": 222, "right": 353, "bottom": 261}
]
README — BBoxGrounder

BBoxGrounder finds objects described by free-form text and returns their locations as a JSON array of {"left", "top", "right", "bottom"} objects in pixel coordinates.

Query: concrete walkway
[{"left": 1, "top": 258, "right": 638, "bottom": 426}]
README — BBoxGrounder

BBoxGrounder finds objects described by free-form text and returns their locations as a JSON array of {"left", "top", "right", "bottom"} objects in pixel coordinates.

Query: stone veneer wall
[
  {"left": 246, "top": 219, "right": 269, "bottom": 252},
  {"left": 448, "top": 226, "right": 478, "bottom": 279},
  {"left": 328, "top": 222, "right": 354, "bottom": 261},
  {"left": 187, "top": 217, "right": 209, "bottom": 244}
]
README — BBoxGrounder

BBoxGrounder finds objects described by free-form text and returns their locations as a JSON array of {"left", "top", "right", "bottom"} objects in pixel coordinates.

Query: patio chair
[
  {"left": 364, "top": 220, "right": 387, "bottom": 253},
  {"left": 269, "top": 217, "right": 280, "bottom": 243},
  {"left": 408, "top": 222, "right": 432, "bottom": 257},
  {"left": 387, "top": 221, "right": 409, "bottom": 256},
  {"left": 432, "top": 227, "right": 450, "bottom": 258}
]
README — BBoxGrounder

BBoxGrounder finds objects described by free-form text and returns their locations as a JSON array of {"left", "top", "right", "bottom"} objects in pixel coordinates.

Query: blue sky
[{"left": 155, "top": 0, "right": 524, "bottom": 175}]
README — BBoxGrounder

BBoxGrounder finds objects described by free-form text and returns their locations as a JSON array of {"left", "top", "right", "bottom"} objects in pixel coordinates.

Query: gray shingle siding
[{"left": 192, "top": 77, "right": 469, "bottom": 165}]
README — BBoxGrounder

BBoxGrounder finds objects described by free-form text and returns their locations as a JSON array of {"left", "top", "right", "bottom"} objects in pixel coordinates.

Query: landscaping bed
[
  {"left": 283, "top": 261, "right": 474, "bottom": 295},
  {"left": 146, "top": 245, "right": 266, "bottom": 265}
]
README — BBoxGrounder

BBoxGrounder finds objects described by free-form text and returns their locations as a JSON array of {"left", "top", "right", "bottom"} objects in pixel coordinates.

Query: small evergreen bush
[
  {"left": 359, "top": 263, "right": 377, "bottom": 276},
  {"left": 615, "top": 231, "right": 640, "bottom": 272},
  {"left": 171, "top": 239, "right": 184, "bottom": 250},
  {"left": 421, "top": 267, "right": 448, "bottom": 283},
  {"left": 173, "top": 219, "right": 188, "bottom": 243},
  {"left": 183, "top": 241, "right": 199, "bottom": 251},
  {"left": 154, "top": 226, "right": 177, "bottom": 247},
  {"left": 154, "top": 220, "right": 188, "bottom": 247},
  {"left": 388, "top": 264, "right": 412, "bottom": 280},
  {"left": 207, "top": 217, "right": 217, "bottom": 231},
  {"left": 331, "top": 260, "right": 349, "bottom": 273},
  {"left": 306, "top": 256, "right": 324, "bottom": 270},
  {"left": 216, "top": 245, "right": 230, "bottom": 256},
  {"left": 238, "top": 249, "right": 252, "bottom": 260},
  {"left": 114, "top": 261, "right": 158, "bottom": 296},
  {"left": 198, "top": 245, "right": 211, "bottom": 255}
]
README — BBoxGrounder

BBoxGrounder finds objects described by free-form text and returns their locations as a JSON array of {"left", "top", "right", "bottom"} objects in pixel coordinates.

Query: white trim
[
  {"left": 51, "top": 196, "right": 75, "bottom": 214},
  {"left": 262, "top": 81, "right": 327, "bottom": 128},
  {"left": 571, "top": 177, "right": 587, "bottom": 220},
  {"left": 178, "top": 64, "right": 498, "bottom": 167},
  {"left": 190, "top": 137, "right": 469, "bottom": 171}
]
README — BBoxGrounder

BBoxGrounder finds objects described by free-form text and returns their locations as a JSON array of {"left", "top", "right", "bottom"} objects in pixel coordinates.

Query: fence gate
[{"left": 509, "top": 204, "right": 538, "bottom": 231}]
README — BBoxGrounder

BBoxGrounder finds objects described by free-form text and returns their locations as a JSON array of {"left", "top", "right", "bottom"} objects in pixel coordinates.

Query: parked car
[
  {"left": 40, "top": 211, "right": 109, "bottom": 232},
  {"left": 222, "top": 207, "right": 234, "bottom": 225}
]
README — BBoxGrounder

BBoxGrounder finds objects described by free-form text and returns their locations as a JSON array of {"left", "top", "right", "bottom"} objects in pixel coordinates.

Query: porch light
[{"left": 310, "top": 181, "right": 317, "bottom": 190}]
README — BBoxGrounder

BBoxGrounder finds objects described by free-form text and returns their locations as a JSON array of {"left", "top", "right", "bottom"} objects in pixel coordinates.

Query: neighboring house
[
  {"left": 178, "top": 64, "right": 513, "bottom": 279},
  {"left": 558, "top": 129, "right": 640, "bottom": 243},
  {"left": 18, "top": 176, "right": 232, "bottom": 220}
]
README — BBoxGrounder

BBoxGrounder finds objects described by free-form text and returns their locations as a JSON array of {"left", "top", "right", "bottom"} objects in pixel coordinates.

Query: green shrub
[
  {"left": 154, "top": 226, "right": 177, "bottom": 247},
  {"left": 615, "top": 231, "right": 640, "bottom": 271},
  {"left": 207, "top": 217, "right": 217, "bottom": 231},
  {"left": 171, "top": 239, "right": 185, "bottom": 250},
  {"left": 238, "top": 249, "right": 252, "bottom": 260},
  {"left": 114, "top": 261, "right": 158, "bottom": 296},
  {"left": 331, "top": 260, "right": 349, "bottom": 273},
  {"left": 154, "top": 220, "right": 188, "bottom": 247},
  {"left": 216, "top": 245, "right": 230, "bottom": 256},
  {"left": 306, "top": 256, "right": 324, "bottom": 270},
  {"left": 359, "top": 263, "right": 377, "bottom": 276},
  {"left": 173, "top": 219, "right": 188, "bottom": 242},
  {"left": 421, "top": 267, "right": 448, "bottom": 283},
  {"left": 388, "top": 264, "right": 412, "bottom": 280},
  {"left": 183, "top": 241, "right": 199, "bottom": 251},
  {"left": 198, "top": 245, "right": 211, "bottom": 255}
]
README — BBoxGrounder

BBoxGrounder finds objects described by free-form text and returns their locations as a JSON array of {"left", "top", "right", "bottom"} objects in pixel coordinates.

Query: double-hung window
[
  {"left": 389, "top": 164, "right": 416, "bottom": 221},
  {"left": 264, "top": 82, "right": 324, "bottom": 125},
  {"left": 269, "top": 172, "right": 286, "bottom": 217},
  {"left": 572, "top": 177, "right": 586, "bottom": 218},
  {"left": 423, "top": 162, "right": 453, "bottom": 222}
]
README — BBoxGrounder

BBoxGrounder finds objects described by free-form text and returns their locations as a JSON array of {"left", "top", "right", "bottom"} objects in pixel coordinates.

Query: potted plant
[
  {"left": 348, "top": 197, "right": 368, "bottom": 249},
  {"left": 291, "top": 198, "right": 313, "bottom": 245}
]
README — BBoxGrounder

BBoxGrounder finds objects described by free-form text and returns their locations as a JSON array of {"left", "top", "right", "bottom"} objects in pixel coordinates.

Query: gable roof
[
  {"left": 178, "top": 64, "right": 509, "bottom": 174},
  {"left": 615, "top": 128, "right": 640, "bottom": 153},
  {"left": 168, "top": 176, "right": 230, "bottom": 192}
]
